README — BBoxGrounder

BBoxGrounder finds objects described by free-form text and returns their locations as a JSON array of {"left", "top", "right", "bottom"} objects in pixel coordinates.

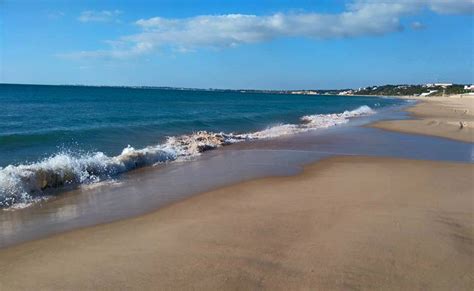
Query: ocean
[{"left": 0, "top": 84, "right": 406, "bottom": 207}]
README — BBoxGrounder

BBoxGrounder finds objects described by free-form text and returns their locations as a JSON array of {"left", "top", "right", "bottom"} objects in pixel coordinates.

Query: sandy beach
[
  {"left": 0, "top": 157, "right": 472, "bottom": 290},
  {"left": 372, "top": 95, "right": 474, "bottom": 143},
  {"left": 3, "top": 0, "right": 473, "bottom": 289},
  {"left": 0, "top": 98, "right": 473, "bottom": 290}
]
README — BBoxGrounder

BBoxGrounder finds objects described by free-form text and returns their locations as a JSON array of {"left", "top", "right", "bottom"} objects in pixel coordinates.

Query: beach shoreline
[
  {"left": 0, "top": 95, "right": 473, "bottom": 290},
  {"left": 0, "top": 91, "right": 402, "bottom": 209}
]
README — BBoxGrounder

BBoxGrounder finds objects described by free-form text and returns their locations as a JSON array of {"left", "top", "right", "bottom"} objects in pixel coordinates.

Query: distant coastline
[{"left": 2, "top": 82, "right": 473, "bottom": 97}]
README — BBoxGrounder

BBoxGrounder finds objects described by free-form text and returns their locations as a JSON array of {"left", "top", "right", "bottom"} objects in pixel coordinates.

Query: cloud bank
[{"left": 63, "top": 0, "right": 473, "bottom": 59}]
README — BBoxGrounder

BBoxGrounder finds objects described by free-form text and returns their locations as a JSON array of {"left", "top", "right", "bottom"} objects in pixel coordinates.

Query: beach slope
[{"left": 0, "top": 156, "right": 472, "bottom": 290}]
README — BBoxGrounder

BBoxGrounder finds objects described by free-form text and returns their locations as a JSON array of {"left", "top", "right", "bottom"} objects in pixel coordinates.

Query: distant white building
[
  {"left": 420, "top": 90, "right": 438, "bottom": 96},
  {"left": 338, "top": 90, "right": 354, "bottom": 96},
  {"left": 434, "top": 83, "right": 453, "bottom": 88},
  {"left": 305, "top": 91, "right": 319, "bottom": 95},
  {"left": 464, "top": 85, "right": 474, "bottom": 91},
  {"left": 424, "top": 83, "right": 452, "bottom": 88},
  {"left": 291, "top": 90, "right": 319, "bottom": 95}
]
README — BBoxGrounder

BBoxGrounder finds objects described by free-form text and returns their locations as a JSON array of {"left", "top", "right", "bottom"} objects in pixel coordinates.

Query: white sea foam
[{"left": 0, "top": 105, "right": 375, "bottom": 208}]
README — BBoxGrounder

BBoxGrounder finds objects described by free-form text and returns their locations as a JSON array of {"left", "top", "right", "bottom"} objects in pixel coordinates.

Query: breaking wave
[{"left": 0, "top": 105, "right": 374, "bottom": 208}]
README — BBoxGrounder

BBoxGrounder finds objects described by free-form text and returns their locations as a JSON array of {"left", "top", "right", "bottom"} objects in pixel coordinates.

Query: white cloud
[
  {"left": 78, "top": 10, "right": 122, "bottom": 23},
  {"left": 63, "top": 0, "right": 473, "bottom": 59}
]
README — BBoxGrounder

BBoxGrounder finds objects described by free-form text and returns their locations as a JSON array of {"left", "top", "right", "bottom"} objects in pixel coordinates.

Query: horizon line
[{"left": 1, "top": 81, "right": 471, "bottom": 92}]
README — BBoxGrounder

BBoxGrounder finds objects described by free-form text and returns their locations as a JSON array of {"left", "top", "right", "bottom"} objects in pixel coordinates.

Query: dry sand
[
  {"left": 0, "top": 156, "right": 473, "bottom": 290},
  {"left": 371, "top": 95, "right": 474, "bottom": 142}
]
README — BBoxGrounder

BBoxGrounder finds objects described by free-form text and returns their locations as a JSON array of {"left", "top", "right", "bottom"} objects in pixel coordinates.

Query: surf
[{"left": 0, "top": 105, "right": 376, "bottom": 208}]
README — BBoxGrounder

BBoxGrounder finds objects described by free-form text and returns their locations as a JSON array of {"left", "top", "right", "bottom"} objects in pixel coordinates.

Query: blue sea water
[{"left": 0, "top": 84, "right": 405, "bottom": 207}]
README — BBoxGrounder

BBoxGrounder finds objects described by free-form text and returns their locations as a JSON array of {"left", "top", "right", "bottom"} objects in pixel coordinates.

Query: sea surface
[{"left": 0, "top": 84, "right": 406, "bottom": 207}]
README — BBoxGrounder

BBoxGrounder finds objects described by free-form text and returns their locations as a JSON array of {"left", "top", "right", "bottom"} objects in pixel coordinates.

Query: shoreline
[
  {"left": 3, "top": 100, "right": 474, "bottom": 249},
  {"left": 0, "top": 101, "right": 394, "bottom": 209}
]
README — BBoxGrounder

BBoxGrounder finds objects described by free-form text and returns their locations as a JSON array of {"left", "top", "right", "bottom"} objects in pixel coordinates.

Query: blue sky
[{"left": 1, "top": 0, "right": 473, "bottom": 89}]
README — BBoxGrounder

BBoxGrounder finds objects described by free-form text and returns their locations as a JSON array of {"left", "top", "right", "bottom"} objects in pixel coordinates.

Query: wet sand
[
  {"left": 0, "top": 156, "right": 473, "bottom": 290},
  {"left": 371, "top": 95, "right": 474, "bottom": 142}
]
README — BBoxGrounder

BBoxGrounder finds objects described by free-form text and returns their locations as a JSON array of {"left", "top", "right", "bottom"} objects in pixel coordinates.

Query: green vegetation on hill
[
  {"left": 351, "top": 84, "right": 470, "bottom": 96},
  {"left": 443, "top": 85, "right": 470, "bottom": 95}
]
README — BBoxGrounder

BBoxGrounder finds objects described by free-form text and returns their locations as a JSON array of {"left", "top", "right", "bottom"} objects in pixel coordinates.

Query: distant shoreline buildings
[{"left": 285, "top": 82, "right": 473, "bottom": 97}]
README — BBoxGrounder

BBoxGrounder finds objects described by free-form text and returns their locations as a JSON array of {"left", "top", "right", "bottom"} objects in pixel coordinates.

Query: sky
[{"left": 1, "top": 0, "right": 473, "bottom": 89}]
